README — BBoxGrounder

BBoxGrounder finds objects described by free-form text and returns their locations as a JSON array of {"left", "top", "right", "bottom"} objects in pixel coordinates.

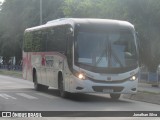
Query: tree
[
  {"left": 1, "top": 0, "right": 160, "bottom": 70},
  {"left": 63, "top": 0, "right": 160, "bottom": 71},
  {"left": 0, "top": 0, "right": 64, "bottom": 63}
]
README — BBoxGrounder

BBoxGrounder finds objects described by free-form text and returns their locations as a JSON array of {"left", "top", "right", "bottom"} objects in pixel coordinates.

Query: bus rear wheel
[
  {"left": 33, "top": 72, "right": 49, "bottom": 91},
  {"left": 33, "top": 73, "right": 40, "bottom": 91},
  {"left": 110, "top": 94, "right": 121, "bottom": 100},
  {"left": 41, "top": 85, "right": 49, "bottom": 91},
  {"left": 58, "top": 74, "right": 68, "bottom": 98}
]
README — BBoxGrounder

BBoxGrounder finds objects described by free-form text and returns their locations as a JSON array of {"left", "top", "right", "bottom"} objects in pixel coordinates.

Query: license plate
[{"left": 103, "top": 89, "right": 113, "bottom": 93}]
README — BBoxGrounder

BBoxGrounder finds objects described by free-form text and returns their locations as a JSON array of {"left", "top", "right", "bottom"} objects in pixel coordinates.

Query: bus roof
[{"left": 25, "top": 18, "right": 134, "bottom": 32}]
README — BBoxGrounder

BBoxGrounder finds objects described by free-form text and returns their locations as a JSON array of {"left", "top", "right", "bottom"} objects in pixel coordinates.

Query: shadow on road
[
  {"left": 2, "top": 87, "right": 131, "bottom": 104},
  {"left": 39, "top": 88, "right": 131, "bottom": 103}
]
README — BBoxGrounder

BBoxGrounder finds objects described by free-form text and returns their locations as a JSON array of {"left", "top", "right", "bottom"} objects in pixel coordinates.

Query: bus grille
[
  {"left": 89, "top": 78, "right": 128, "bottom": 84},
  {"left": 92, "top": 86, "right": 124, "bottom": 92}
]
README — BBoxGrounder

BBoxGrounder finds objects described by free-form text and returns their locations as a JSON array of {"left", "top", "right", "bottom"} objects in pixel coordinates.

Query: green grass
[{"left": 0, "top": 69, "right": 22, "bottom": 78}]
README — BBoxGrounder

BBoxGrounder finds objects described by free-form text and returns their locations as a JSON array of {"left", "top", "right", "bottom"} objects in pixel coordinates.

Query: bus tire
[
  {"left": 152, "top": 84, "right": 159, "bottom": 87},
  {"left": 41, "top": 85, "right": 49, "bottom": 91},
  {"left": 58, "top": 73, "right": 68, "bottom": 98},
  {"left": 110, "top": 94, "right": 121, "bottom": 100},
  {"left": 33, "top": 72, "right": 41, "bottom": 91}
]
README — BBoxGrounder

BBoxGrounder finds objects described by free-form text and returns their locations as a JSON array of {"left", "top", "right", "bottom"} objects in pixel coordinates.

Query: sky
[
  {"left": 0, "top": 0, "right": 4, "bottom": 3},
  {"left": 0, "top": 0, "right": 3, "bottom": 6}
]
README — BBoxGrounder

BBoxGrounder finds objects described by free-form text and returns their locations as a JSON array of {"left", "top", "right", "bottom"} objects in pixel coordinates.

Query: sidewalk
[
  {"left": 138, "top": 82, "right": 160, "bottom": 94},
  {"left": 123, "top": 83, "right": 160, "bottom": 105}
]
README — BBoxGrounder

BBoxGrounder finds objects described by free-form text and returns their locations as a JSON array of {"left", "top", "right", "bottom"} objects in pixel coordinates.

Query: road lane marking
[
  {"left": 0, "top": 94, "right": 9, "bottom": 99},
  {"left": 16, "top": 93, "right": 38, "bottom": 99},
  {"left": 0, "top": 81, "right": 13, "bottom": 84},
  {"left": 0, "top": 94, "right": 16, "bottom": 99},
  {"left": 3, "top": 94, "right": 17, "bottom": 99},
  {"left": 36, "top": 93, "right": 57, "bottom": 99}
]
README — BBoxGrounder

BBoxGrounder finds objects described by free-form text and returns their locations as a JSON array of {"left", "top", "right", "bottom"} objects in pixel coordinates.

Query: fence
[
  {"left": 0, "top": 65, "right": 22, "bottom": 71},
  {"left": 139, "top": 66, "right": 160, "bottom": 85},
  {"left": 0, "top": 64, "right": 159, "bottom": 84}
]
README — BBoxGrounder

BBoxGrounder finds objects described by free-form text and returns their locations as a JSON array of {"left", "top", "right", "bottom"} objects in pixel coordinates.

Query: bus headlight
[
  {"left": 130, "top": 74, "right": 138, "bottom": 81},
  {"left": 78, "top": 73, "right": 85, "bottom": 80},
  {"left": 73, "top": 70, "right": 87, "bottom": 80}
]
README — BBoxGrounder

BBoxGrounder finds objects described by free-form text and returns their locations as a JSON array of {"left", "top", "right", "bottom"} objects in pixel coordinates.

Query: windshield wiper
[
  {"left": 95, "top": 38, "right": 108, "bottom": 67},
  {"left": 109, "top": 45, "right": 124, "bottom": 68},
  {"left": 95, "top": 49, "right": 106, "bottom": 67},
  {"left": 95, "top": 38, "right": 124, "bottom": 68}
]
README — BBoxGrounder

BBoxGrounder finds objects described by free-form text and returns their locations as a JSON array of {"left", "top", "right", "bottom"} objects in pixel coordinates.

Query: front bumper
[{"left": 68, "top": 76, "right": 138, "bottom": 94}]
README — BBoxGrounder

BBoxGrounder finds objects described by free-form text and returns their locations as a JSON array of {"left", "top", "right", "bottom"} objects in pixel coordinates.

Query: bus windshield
[{"left": 75, "top": 30, "right": 138, "bottom": 73}]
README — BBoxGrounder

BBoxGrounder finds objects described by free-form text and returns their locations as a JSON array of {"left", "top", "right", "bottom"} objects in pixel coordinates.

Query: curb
[{"left": 123, "top": 91, "right": 160, "bottom": 105}]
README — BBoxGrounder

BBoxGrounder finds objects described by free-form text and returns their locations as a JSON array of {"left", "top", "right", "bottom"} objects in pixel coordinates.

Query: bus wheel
[
  {"left": 58, "top": 74, "right": 68, "bottom": 98},
  {"left": 110, "top": 94, "right": 121, "bottom": 100},
  {"left": 33, "top": 72, "right": 41, "bottom": 91},
  {"left": 41, "top": 85, "right": 49, "bottom": 91}
]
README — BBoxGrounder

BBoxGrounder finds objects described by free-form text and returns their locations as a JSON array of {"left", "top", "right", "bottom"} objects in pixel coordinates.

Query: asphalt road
[{"left": 0, "top": 75, "right": 160, "bottom": 120}]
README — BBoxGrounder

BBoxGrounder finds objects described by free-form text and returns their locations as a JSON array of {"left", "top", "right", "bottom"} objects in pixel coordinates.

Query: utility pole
[{"left": 40, "top": 0, "right": 42, "bottom": 25}]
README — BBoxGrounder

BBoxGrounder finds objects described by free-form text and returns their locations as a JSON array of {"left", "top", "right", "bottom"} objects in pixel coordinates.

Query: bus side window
[
  {"left": 56, "top": 26, "right": 66, "bottom": 53},
  {"left": 34, "top": 30, "right": 47, "bottom": 52},
  {"left": 47, "top": 28, "right": 56, "bottom": 51},
  {"left": 24, "top": 32, "right": 33, "bottom": 52},
  {"left": 47, "top": 26, "right": 66, "bottom": 53}
]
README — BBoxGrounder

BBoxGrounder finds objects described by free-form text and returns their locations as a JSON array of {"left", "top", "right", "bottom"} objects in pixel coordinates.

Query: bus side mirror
[
  {"left": 74, "top": 24, "right": 80, "bottom": 36},
  {"left": 136, "top": 32, "right": 142, "bottom": 66},
  {"left": 66, "top": 27, "right": 73, "bottom": 35}
]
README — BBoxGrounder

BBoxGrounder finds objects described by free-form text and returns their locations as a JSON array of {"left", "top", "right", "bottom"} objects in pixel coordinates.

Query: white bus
[{"left": 23, "top": 18, "right": 139, "bottom": 99}]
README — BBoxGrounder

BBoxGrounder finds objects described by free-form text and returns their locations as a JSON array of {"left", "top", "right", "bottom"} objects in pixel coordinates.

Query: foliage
[
  {"left": 0, "top": 0, "right": 64, "bottom": 63},
  {"left": 0, "top": 0, "right": 160, "bottom": 71},
  {"left": 63, "top": 0, "right": 160, "bottom": 71}
]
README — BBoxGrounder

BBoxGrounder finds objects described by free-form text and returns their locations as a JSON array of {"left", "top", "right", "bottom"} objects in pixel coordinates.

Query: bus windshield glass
[{"left": 75, "top": 30, "right": 138, "bottom": 73}]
